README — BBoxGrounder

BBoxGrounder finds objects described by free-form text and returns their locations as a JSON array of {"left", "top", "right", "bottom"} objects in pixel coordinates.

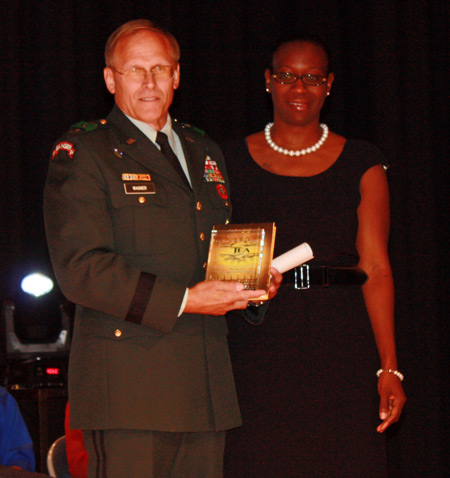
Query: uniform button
[
  {"left": 138, "top": 196, "right": 146, "bottom": 204},
  {"left": 114, "top": 329, "right": 122, "bottom": 337},
  {"left": 196, "top": 201, "right": 202, "bottom": 211},
  {"left": 225, "top": 201, "right": 229, "bottom": 207},
  {"left": 200, "top": 232, "right": 205, "bottom": 241}
]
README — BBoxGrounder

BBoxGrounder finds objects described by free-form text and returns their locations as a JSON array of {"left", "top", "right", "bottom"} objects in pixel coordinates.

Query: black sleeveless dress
[{"left": 222, "top": 139, "right": 389, "bottom": 477}]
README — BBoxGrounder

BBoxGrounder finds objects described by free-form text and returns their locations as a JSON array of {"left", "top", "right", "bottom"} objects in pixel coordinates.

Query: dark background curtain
[{"left": 0, "top": 1, "right": 448, "bottom": 476}]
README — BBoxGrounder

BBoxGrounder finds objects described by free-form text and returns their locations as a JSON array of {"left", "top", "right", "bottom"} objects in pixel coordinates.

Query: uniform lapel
[{"left": 173, "top": 121, "right": 206, "bottom": 193}]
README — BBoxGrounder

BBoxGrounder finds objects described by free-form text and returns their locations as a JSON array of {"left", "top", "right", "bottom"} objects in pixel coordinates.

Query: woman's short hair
[{"left": 269, "top": 34, "right": 332, "bottom": 74}]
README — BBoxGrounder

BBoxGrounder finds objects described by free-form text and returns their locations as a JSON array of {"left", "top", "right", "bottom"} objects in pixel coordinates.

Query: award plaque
[{"left": 205, "top": 223, "right": 276, "bottom": 299}]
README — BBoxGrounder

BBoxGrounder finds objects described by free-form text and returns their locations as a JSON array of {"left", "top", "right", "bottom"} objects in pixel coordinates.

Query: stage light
[
  {"left": 1, "top": 267, "right": 72, "bottom": 388},
  {"left": 21, "top": 273, "right": 54, "bottom": 298}
]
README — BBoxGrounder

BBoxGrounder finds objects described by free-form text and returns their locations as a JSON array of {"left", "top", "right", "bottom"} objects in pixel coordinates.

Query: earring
[
  {"left": 266, "top": 87, "right": 270, "bottom": 93},
  {"left": 326, "top": 91, "right": 330, "bottom": 96}
]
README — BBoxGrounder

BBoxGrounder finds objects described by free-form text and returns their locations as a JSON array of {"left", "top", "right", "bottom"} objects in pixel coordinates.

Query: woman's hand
[
  {"left": 376, "top": 372, "right": 406, "bottom": 433},
  {"left": 267, "top": 267, "right": 283, "bottom": 299}
]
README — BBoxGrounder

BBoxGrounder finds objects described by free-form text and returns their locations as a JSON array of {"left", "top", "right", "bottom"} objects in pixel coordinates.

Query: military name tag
[{"left": 123, "top": 183, "right": 156, "bottom": 194}]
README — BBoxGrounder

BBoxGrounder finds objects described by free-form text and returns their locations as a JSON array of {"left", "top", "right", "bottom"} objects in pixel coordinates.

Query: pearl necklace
[{"left": 264, "top": 122, "right": 329, "bottom": 156}]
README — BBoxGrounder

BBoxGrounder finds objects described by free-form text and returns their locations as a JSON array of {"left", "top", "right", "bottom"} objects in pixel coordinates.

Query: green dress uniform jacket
[{"left": 44, "top": 105, "right": 240, "bottom": 433}]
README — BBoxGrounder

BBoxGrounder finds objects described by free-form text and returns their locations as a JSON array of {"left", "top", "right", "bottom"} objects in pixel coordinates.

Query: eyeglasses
[
  {"left": 272, "top": 72, "right": 328, "bottom": 86},
  {"left": 113, "top": 65, "right": 174, "bottom": 81}
]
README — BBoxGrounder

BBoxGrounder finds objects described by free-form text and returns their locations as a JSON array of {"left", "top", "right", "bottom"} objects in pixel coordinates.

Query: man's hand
[{"left": 184, "top": 281, "right": 267, "bottom": 316}]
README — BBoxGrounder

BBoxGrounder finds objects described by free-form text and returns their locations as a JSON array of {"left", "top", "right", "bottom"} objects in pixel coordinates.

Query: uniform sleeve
[
  {"left": 0, "top": 389, "right": 35, "bottom": 472},
  {"left": 44, "top": 134, "right": 185, "bottom": 334}
]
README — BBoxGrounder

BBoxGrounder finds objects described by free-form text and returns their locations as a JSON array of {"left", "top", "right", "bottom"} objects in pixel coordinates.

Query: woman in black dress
[{"left": 223, "top": 36, "right": 406, "bottom": 477}]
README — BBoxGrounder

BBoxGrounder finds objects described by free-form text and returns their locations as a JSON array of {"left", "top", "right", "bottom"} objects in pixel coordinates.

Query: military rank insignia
[
  {"left": 203, "top": 156, "right": 225, "bottom": 183},
  {"left": 70, "top": 121, "right": 99, "bottom": 132}
]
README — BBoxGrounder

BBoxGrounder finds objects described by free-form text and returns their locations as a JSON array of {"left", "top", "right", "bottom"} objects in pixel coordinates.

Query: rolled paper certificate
[{"left": 271, "top": 242, "right": 314, "bottom": 274}]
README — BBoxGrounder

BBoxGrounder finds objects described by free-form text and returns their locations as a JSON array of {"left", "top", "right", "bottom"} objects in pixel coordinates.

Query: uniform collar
[{"left": 125, "top": 114, "right": 175, "bottom": 147}]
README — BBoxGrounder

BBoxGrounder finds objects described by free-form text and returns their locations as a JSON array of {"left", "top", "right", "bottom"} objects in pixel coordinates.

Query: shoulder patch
[
  {"left": 52, "top": 141, "right": 76, "bottom": 160},
  {"left": 69, "top": 119, "right": 107, "bottom": 133}
]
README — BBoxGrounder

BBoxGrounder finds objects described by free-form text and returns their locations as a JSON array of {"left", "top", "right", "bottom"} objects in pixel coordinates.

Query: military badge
[
  {"left": 216, "top": 184, "right": 228, "bottom": 199},
  {"left": 52, "top": 142, "right": 76, "bottom": 160},
  {"left": 113, "top": 148, "right": 124, "bottom": 158}
]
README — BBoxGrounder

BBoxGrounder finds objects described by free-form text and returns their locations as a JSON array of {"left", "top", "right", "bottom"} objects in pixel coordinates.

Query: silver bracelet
[{"left": 376, "top": 368, "right": 404, "bottom": 381}]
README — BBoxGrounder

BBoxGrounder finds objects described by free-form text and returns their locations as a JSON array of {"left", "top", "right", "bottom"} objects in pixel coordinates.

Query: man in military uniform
[{"left": 44, "top": 19, "right": 281, "bottom": 478}]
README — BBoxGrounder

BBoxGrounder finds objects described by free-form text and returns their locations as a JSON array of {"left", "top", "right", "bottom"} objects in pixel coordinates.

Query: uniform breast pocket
[
  {"left": 204, "top": 182, "right": 230, "bottom": 220},
  {"left": 110, "top": 184, "right": 171, "bottom": 256}
]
